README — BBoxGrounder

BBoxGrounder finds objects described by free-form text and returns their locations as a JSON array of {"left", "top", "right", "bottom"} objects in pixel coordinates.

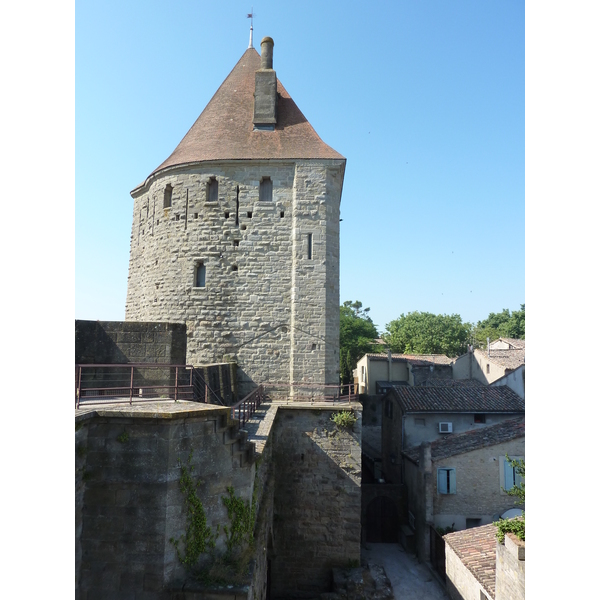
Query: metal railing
[
  {"left": 230, "top": 385, "right": 264, "bottom": 429},
  {"left": 75, "top": 363, "right": 195, "bottom": 408},
  {"left": 258, "top": 382, "right": 358, "bottom": 403},
  {"left": 191, "top": 368, "right": 226, "bottom": 406}
]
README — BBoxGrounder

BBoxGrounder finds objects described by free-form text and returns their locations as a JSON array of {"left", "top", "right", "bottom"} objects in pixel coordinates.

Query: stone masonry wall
[
  {"left": 270, "top": 405, "right": 362, "bottom": 598},
  {"left": 496, "top": 535, "right": 525, "bottom": 600},
  {"left": 125, "top": 159, "right": 344, "bottom": 397},
  {"left": 75, "top": 404, "right": 256, "bottom": 599},
  {"left": 76, "top": 320, "right": 187, "bottom": 365},
  {"left": 432, "top": 437, "right": 525, "bottom": 530},
  {"left": 445, "top": 545, "right": 487, "bottom": 600}
]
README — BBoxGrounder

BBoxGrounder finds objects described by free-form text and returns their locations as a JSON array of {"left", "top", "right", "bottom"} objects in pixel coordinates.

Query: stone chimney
[{"left": 253, "top": 37, "right": 277, "bottom": 129}]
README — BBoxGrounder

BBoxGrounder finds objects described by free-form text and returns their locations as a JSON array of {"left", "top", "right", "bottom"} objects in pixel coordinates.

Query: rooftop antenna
[{"left": 247, "top": 8, "right": 255, "bottom": 48}]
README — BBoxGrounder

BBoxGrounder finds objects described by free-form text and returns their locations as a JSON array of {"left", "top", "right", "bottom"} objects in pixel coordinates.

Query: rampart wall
[
  {"left": 75, "top": 401, "right": 361, "bottom": 599},
  {"left": 270, "top": 405, "right": 362, "bottom": 598}
]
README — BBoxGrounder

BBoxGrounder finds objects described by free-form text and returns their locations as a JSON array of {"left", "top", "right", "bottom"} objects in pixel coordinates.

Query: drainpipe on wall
[{"left": 388, "top": 349, "right": 392, "bottom": 382}]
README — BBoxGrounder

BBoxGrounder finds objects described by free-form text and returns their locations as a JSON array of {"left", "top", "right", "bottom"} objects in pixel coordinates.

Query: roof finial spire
[{"left": 247, "top": 8, "right": 254, "bottom": 48}]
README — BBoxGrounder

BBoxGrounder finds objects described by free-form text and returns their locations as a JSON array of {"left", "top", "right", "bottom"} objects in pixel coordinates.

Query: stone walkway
[
  {"left": 239, "top": 399, "right": 279, "bottom": 455},
  {"left": 362, "top": 543, "right": 449, "bottom": 600}
]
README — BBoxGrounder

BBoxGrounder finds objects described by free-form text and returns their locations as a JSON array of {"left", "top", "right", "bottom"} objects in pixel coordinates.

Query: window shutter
[
  {"left": 438, "top": 469, "right": 447, "bottom": 494},
  {"left": 437, "top": 469, "right": 447, "bottom": 494},
  {"left": 449, "top": 469, "right": 456, "bottom": 494},
  {"left": 504, "top": 458, "right": 514, "bottom": 489}
]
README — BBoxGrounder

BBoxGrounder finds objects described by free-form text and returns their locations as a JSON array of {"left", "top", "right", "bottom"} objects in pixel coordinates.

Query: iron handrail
[
  {"left": 230, "top": 385, "right": 264, "bottom": 429},
  {"left": 75, "top": 363, "right": 195, "bottom": 408}
]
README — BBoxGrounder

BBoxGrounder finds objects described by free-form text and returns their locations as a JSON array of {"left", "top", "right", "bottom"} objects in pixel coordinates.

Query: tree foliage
[
  {"left": 472, "top": 304, "right": 525, "bottom": 348},
  {"left": 495, "top": 456, "right": 525, "bottom": 542},
  {"left": 382, "top": 311, "right": 471, "bottom": 358},
  {"left": 339, "top": 301, "right": 382, "bottom": 384}
]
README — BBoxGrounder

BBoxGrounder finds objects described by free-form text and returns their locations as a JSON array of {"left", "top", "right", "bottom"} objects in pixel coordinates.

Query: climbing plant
[
  {"left": 494, "top": 456, "right": 525, "bottom": 542},
  {"left": 222, "top": 486, "right": 256, "bottom": 555},
  {"left": 170, "top": 450, "right": 257, "bottom": 584},
  {"left": 170, "top": 451, "right": 217, "bottom": 569}
]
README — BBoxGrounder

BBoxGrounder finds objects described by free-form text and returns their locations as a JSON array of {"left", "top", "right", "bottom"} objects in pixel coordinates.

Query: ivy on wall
[{"left": 170, "top": 449, "right": 257, "bottom": 584}]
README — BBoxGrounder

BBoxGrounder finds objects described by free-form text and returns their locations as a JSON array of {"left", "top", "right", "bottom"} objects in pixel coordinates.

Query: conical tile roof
[{"left": 150, "top": 47, "right": 344, "bottom": 178}]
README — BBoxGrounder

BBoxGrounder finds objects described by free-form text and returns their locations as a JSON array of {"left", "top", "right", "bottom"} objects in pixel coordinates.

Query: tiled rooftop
[
  {"left": 136, "top": 47, "right": 344, "bottom": 188},
  {"left": 444, "top": 523, "right": 498, "bottom": 599},
  {"left": 403, "top": 417, "right": 525, "bottom": 463},
  {"left": 421, "top": 378, "right": 485, "bottom": 388},
  {"left": 497, "top": 338, "right": 525, "bottom": 349},
  {"left": 476, "top": 348, "right": 525, "bottom": 370},
  {"left": 364, "top": 353, "right": 454, "bottom": 365},
  {"left": 388, "top": 384, "right": 525, "bottom": 413}
]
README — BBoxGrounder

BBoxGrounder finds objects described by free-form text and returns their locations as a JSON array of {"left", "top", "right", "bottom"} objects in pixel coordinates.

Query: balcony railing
[{"left": 75, "top": 363, "right": 195, "bottom": 408}]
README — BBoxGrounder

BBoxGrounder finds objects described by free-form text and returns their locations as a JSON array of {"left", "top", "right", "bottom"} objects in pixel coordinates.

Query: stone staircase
[{"left": 216, "top": 411, "right": 256, "bottom": 468}]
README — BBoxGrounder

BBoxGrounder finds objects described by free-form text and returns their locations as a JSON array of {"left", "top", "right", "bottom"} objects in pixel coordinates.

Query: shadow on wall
[{"left": 270, "top": 407, "right": 361, "bottom": 599}]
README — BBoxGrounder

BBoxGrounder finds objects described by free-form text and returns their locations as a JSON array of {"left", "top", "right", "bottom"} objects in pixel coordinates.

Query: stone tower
[{"left": 125, "top": 38, "right": 346, "bottom": 397}]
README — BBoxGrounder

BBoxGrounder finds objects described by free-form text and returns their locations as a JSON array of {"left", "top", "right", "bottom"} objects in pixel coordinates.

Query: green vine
[
  {"left": 494, "top": 456, "right": 525, "bottom": 542},
  {"left": 117, "top": 431, "right": 129, "bottom": 443},
  {"left": 170, "top": 451, "right": 257, "bottom": 584},
  {"left": 170, "top": 451, "right": 217, "bottom": 569},
  {"left": 221, "top": 486, "right": 256, "bottom": 555}
]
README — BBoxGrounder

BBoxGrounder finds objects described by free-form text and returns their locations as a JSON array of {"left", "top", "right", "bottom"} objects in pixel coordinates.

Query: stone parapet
[{"left": 495, "top": 534, "right": 525, "bottom": 600}]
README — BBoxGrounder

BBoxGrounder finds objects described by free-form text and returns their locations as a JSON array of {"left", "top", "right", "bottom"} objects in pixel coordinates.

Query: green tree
[
  {"left": 495, "top": 456, "right": 525, "bottom": 542},
  {"left": 473, "top": 304, "right": 525, "bottom": 348},
  {"left": 382, "top": 311, "right": 471, "bottom": 358},
  {"left": 339, "top": 301, "right": 382, "bottom": 384}
]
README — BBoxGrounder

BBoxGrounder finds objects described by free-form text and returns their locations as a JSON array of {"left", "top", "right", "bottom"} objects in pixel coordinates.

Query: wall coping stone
[
  {"left": 75, "top": 400, "right": 227, "bottom": 423},
  {"left": 504, "top": 532, "right": 525, "bottom": 560}
]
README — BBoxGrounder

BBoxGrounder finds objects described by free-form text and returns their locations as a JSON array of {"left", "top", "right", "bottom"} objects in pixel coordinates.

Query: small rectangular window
[
  {"left": 195, "top": 263, "right": 206, "bottom": 288},
  {"left": 474, "top": 414, "right": 486, "bottom": 423},
  {"left": 437, "top": 468, "right": 456, "bottom": 494},
  {"left": 466, "top": 518, "right": 482, "bottom": 529},
  {"left": 385, "top": 399, "right": 393, "bottom": 419},
  {"left": 307, "top": 233, "right": 313, "bottom": 259},
  {"left": 164, "top": 184, "right": 173, "bottom": 208},
  {"left": 208, "top": 178, "right": 218, "bottom": 202},
  {"left": 259, "top": 177, "right": 272, "bottom": 201}
]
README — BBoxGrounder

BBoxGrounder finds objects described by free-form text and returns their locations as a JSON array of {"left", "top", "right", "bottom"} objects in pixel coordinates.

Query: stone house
[
  {"left": 401, "top": 417, "right": 525, "bottom": 563},
  {"left": 380, "top": 383, "right": 525, "bottom": 484},
  {"left": 124, "top": 36, "right": 346, "bottom": 398},
  {"left": 355, "top": 353, "right": 454, "bottom": 395},
  {"left": 444, "top": 522, "right": 525, "bottom": 600},
  {"left": 453, "top": 340, "right": 525, "bottom": 399}
]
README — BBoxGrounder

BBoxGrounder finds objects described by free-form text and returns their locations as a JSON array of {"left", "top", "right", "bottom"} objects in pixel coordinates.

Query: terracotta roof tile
[
  {"left": 476, "top": 348, "right": 525, "bottom": 370},
  {"left": 364, "top": 353, "right": 454, "bottom": 365},
  {"left": 444, "top": 523, "right": 498, "bottom": 598},
  {"left": 144, "top": 48, "right": 344, "bottom": 183},
  {"left": 388, "top": 385, "right": 525, "bottom": 413},
  {"left": 497, "top": 338, "right": 525, "bottom": 349},
  {"left": 403, "top": 417, "right": 525, "bottom": 463}
]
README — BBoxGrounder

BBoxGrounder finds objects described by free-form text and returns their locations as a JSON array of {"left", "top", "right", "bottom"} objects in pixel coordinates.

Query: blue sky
[
  {"left": 5, "top": 3, "right": 600, "bottom": 591},
  {"left": 76, "top": 0, "right": 524, "bottom": 332}
]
